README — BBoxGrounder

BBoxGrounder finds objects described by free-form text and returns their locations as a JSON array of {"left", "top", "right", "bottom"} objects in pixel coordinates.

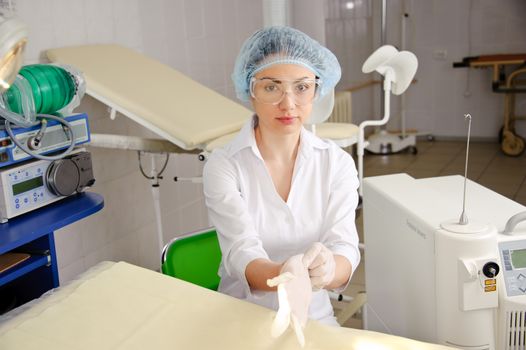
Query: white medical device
[
  {"left": 0, "top": 149, "right": 94, "bottom": 222},
  {"left": 363, "top": 173, "right": 526, "bottom": 349}
]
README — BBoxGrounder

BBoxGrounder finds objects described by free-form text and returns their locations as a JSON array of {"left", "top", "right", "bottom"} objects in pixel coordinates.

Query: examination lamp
[
  {"left": 0, "top": 15, "right": 27, "bottom": 92},
  {"left": 358, "top": 45, "right": 418, "bottom": 195}
]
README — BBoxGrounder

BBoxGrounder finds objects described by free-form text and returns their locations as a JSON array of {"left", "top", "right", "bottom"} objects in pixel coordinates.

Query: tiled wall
[
  {"left": 406, "top": 0, "right": 526, "bottom": 139},
  {"left": 324, "top": 0, "right": 526, "bottom": 139},
  {"left": 14, "top": 0, "right": 262, "bottom": 282}
]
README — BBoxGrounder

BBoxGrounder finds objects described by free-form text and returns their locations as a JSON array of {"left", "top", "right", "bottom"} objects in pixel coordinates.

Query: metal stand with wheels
[
  {"left": 501, "top": 67, "right": 526, "bottom": 156},
  {"left": 453, "top": 54, "right": 526, "bottom": 156}
]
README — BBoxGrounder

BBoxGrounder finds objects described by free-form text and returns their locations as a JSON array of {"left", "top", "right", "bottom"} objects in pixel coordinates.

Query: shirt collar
[
  {"left": 226, "top": 115, "right": 259, "bottom": 157},
  {"left": 226, "top": 115, "right": 330, "bottom": 158}
]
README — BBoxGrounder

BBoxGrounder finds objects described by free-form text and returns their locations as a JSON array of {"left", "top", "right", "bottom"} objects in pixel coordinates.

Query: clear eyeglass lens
[{"left": 252, "top": 79, "right": 318, "bottom": 105}]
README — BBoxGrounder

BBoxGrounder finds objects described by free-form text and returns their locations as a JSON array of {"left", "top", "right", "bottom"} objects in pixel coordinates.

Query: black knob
[
  {"left": 46, "top": 159, "right": 80, "bottom": 196},
  {"left": 482, "top": 262, "right": 500, "bottom": 278}
]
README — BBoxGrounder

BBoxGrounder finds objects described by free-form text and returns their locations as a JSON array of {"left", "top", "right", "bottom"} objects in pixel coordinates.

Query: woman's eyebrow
[
  {"left": 258, "top": 76, "right": 314, "bottom": 82},
  {"left": 259, "top": 77, "right": 281, "bottom": 82}
]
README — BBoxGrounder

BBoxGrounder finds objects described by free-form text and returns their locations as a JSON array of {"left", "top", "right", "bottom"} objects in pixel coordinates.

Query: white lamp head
[
  {"left": 362, "top": 45, "right": 418, "bottom": 95},
  {"left": 308, "top": 88, "right": 335, "bottom": 124},
  {"left": 0, "top": 15, "right": 28, "bottom": 92}
]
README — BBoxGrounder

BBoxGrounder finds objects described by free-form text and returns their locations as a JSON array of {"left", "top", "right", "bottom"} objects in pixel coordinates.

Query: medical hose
[{"left": 4, "top": 114, "right": 75, "bottom": 161}]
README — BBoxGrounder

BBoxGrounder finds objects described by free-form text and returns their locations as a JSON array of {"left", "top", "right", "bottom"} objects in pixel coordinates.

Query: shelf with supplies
[
  {"left": 0, "top": 252, "right": 48, "bottom": 286},
  {"left": 0, "top": 191, "right": 104, "bottom": 314}
]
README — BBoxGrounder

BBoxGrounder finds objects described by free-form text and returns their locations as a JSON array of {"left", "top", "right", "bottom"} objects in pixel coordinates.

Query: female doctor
[{"left": 203, "top": 26, "right": 360, "bottom": 330}]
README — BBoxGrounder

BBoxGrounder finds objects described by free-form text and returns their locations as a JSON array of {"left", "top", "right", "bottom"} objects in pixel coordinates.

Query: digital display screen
[
  {"left": 12, "top": 176, "right": 43, "bottom": 195},
  {"left": 511, "top": 249, "right": 526, "bottom": 269}
]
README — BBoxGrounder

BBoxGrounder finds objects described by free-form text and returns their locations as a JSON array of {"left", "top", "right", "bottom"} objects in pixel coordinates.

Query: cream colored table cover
[
  {"left": 46, "top": 45, "right": 252, "bottom": 150},
  {"left": 0, "top": 262, "right": 454, "bottom": 350}
]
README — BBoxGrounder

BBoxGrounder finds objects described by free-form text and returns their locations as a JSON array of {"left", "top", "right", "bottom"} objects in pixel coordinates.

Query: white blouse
[{"left": 203, "top": 116, "right": 360, "bottom": 324}]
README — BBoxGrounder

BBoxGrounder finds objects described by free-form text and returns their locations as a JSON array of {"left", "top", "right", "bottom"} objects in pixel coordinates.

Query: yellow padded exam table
[
  {"left": 47, "top": 44, "right": 251, "bottom": 152},
  {"left": 0, "top": 261, "right": 454, "bottom": 350}
]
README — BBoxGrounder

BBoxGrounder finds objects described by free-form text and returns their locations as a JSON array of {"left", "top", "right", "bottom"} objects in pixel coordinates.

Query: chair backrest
[
  {"left": 328, "top": 91, "right": 352, "bottom": 124},
  {"left": 161, "top": 228, "right": 222, "bottom": 291}
]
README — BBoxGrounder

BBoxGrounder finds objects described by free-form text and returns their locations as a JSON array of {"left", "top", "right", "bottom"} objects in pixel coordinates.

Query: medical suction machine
[
  {"left": 0, "top": 63, "right": 95, "bottom": 223},
  {"left": 0, "top": 17, "right": 94, "bottom": 222},
  {"left": 363, "top": 174, "right": 526, "bottom": 349}
]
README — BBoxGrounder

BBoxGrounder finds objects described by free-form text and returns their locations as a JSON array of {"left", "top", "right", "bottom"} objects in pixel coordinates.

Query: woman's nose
[{"left": 278, "top": 91, "right": 296, "bottom": 110}]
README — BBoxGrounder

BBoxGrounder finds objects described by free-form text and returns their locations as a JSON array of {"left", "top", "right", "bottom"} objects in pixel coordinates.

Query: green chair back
[{"left": 161, "top": 228, "right": 222, "bottom": 291}]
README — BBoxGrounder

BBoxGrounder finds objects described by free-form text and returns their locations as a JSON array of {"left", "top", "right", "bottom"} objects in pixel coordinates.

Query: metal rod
[
  {"left": 401, "top": 10, "right": 408, "bottom": 139},
  {"left": 459, "top": 114, "right": 472, "bottom": 225},
  {"left": 380, "top": 0, "right": 387, "bottom": 117},
  {"left": 381, "top": 0, "right": 386, "bottom": 45}
]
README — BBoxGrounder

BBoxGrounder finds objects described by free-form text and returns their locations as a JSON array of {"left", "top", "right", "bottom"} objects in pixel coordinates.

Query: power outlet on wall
[{"left": 433, "top": 49, "right": 448, "bottom": 61}]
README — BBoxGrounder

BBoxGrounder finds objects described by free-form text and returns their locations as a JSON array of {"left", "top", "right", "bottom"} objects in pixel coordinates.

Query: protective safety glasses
[{"left": 249, "top": 77, "right": 321, "bottom": 106}]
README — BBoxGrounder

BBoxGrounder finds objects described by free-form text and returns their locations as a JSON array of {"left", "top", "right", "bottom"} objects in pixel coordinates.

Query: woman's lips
[{"left": 276, "top": 116, "right": 297, "bottom": 125}]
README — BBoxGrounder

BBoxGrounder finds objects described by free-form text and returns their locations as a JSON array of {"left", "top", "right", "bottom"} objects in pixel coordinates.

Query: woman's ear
[{"left": 249, "top": 96, "right": 257, "bottom": 109}]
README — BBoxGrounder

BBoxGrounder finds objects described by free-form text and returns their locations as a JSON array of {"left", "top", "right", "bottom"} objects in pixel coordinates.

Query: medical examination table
[
  {"left": 47, "top": 44, "right": 252, "bottom": 153},
  {"left": 0, "top": 261, "right": 454, "bottom": 349}
]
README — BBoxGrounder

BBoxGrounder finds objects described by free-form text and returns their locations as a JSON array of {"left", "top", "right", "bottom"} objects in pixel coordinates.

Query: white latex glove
[
  {"left": 302, "top": 242, "right": 336, "bottom": 290},
  {"left": 267, "top": 254, "right": 312, "bottom": 347}
]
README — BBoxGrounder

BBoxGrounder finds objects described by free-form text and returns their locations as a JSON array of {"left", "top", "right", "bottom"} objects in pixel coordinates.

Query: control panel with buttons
[
  {"left": 499, "top": 241, "right": 526, "bottom": 297},
  {"left": 0, "top": 150, "right": 95, "bottom": 223},
  {"left": 7, "top": 162, "right": 54, "bottom": 213}
]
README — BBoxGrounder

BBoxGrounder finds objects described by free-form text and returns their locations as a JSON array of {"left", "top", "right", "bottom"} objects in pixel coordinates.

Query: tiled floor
[
  {"left": 338, "top": 139, "right": 526, "bottom": 328},
  {"left": 363, "top": 140, "right": 526, "bottom": 204}
]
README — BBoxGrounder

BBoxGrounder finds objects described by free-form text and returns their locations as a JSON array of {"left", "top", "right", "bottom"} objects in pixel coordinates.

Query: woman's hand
[
  {"left": 267, "top": 254, "right": 312, "bottom": 347},
  {"left": 302, "top": 242, "right": 336, "bottom": 290}
]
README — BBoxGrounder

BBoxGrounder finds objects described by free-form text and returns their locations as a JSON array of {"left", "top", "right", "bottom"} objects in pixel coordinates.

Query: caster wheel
[
  {"left": 501, "top": 131, "right": 525, "bottom": 156},
  {"left": 498, "top": 126, "right": 504, "bottom": 144},
  {"left": 408, "top": 146, "right": 418, "bottom": 155},
  {"left": 426, "top": 134, "right": 435, "bottom": 142}
]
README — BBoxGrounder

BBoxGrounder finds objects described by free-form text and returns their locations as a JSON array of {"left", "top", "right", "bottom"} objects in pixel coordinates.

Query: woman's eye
[
  {"left": 264, "top": 83, "right": 279, "bottom": 92},
  {"left": 295, "top": 83, "right": 312, "bottom": 93}
]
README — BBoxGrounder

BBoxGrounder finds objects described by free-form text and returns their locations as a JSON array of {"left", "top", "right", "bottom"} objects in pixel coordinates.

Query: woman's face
[{"left": 250, "top": 64, "right": 316, "bottom": 136}]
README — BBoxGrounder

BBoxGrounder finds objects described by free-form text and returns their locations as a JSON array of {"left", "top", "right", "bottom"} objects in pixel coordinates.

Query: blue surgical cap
[{"left": 232, "top": 26, "right": 342, "bottom": 101}]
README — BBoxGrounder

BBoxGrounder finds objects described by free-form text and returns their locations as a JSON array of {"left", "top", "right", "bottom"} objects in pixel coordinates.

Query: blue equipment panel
[{"left": 0, "top": 113, "right": 91, "bottom": 168}]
